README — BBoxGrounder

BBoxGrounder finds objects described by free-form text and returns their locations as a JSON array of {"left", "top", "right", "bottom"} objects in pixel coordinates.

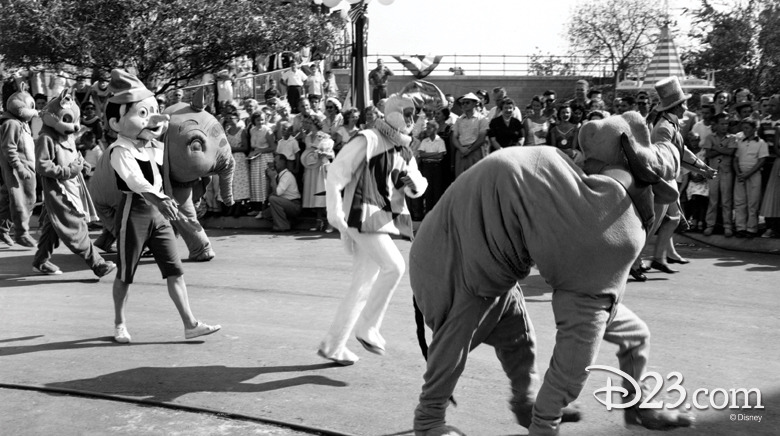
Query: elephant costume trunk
[{"left": 216, "top": 152, "right": 235, "bottom": 207}]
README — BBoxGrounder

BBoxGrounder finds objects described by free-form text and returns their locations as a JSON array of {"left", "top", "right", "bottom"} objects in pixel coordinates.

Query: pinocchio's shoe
[{"left": 184, "top": 321, "right": 221, "bottom": 339}]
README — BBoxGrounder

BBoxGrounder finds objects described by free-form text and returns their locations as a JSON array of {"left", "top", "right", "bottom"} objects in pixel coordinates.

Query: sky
[{"left": 337, "top": 0, "right": 703, "bottom": 59}]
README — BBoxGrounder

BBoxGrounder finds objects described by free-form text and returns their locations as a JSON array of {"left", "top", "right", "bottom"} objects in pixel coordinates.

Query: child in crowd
[
  {"left": 275, "top": 122, "right": 300, "bottom": 174},
  {"left": 78, "top": 131, "right": 102, "bottom": 185},
  {"left": 734, "top": 118, "right": 768, "bottom": 237},
  {"left": 246, "top": 111, "right": 276, "bottom": 213},
  {"left": 683, "top": 134, "right": 709, "bottom": 231}
]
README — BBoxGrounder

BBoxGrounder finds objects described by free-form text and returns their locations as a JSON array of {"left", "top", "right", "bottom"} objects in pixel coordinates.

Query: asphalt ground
[{"left": 1, "top": 228, "right": 778, "bottom": 436}]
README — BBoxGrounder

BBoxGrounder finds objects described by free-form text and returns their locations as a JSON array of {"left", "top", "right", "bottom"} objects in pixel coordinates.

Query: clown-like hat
[{"left": 107, "top": 69, "right": 154, "bottom": 104}]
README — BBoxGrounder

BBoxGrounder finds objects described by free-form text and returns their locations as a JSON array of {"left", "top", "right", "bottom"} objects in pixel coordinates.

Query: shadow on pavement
[
  {"left": 44, "top": 363, "right": 349, "bottom": 402},
  {"left": 0, "top": 336, "right": 203, "bottom": 357}
]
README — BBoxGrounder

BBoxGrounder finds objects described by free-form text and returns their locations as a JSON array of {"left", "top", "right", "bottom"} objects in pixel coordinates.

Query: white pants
[{"left": 320, "top": 228, "right": 405, "bottom": 354}]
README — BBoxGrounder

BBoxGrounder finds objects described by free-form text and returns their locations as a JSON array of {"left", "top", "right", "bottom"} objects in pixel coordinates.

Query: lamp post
[{"left": 319, "top": 0, "right": 395, "bottom": 116}]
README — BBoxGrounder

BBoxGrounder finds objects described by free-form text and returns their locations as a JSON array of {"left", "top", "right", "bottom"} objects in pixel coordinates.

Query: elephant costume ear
[{"left": 191, "top": 87, "right": 205, "bottom": 112}]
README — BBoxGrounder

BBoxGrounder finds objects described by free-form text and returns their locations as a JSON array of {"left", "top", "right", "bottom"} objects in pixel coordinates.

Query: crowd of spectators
[{"left": 3, "top": 65, "right": 778, "bottom": 240}]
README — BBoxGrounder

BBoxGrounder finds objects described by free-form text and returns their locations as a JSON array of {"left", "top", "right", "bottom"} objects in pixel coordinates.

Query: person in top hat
[
  {"left": 633, "top": 76, "right": 716, "bottom": 280},
  {"left": 452, "top": 92, "right": 489, "bottom": 177},
  {"left": 104, "top": 69, "right": 220, "bottom": 344}
]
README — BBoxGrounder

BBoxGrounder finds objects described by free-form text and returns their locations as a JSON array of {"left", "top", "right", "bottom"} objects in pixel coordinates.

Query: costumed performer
[
  {"left": 105, "top": 69, "right": 220, "bottom": 343},
  {"left": 632, "top": 77, "right": 716, "bottom": 280},
  {"left": 32, "top": 89, "right": 116, "bottom": 277},
  {"left": 410, "top": 110, "right": 695, "bottom": 436},
  {"left": 317, "top": 81, "right": 433, "bottom": 366},
  {"left": 0, "top": 87, "right": 38, "bottom": 247}
]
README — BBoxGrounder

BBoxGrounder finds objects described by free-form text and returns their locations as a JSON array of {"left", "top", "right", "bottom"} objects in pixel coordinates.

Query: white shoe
[
  {"left": 114, "top": 324, "right": 131, "bottom": 343},
  {"left": 185, "top": 321, "right": 221, "bottom": 339},
  {"left": 317, "top": 344, "right": 359, "bottom": 366}
]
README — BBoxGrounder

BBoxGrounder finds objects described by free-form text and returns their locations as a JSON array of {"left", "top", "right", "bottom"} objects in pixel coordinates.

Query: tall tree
[
  {"left": 0, "top": 0, "right": 341, "bottom": 94},
  {"left": 683, "top": 0, "right": 780, "bottom": 96},
  {"left": 566, "top": 0, "right": 669, "bottom": 89}
]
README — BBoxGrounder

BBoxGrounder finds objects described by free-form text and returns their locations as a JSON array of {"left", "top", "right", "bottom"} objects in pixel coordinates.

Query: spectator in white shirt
[
  {"left": 281, "top": 60, "right": 308, "bottom": 114},
  {"left": 259, "top": 154, "right": 301, "bottom": 231},
  {"left": 417, "top": 120, "right": 448, "bottom": 215}
]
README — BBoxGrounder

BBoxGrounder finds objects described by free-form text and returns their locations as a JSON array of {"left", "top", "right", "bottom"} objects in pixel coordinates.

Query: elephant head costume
[{"left": 90, "top": 87, "right": 234, "bottom": 261}]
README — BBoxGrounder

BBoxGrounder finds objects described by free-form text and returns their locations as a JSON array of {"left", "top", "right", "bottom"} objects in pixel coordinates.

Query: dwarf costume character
[
  {"left": 410, "top": 111, "right": 695, "bottom": 436},
  {"left": 317, "top": 82, "right": 434, "bottom": 366},
  {"left": 104, "top": 69, "right": 219, "bottom": 344},
  {"left": 0, "top": 87, "right": 38, "bottom": 247},
  {"left": 30, "top": 89, "right": 115, "bottom": 277}
]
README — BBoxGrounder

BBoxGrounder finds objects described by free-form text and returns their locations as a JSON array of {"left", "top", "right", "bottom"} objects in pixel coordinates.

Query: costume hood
[{"left": 41, "top": 88, "right": 81, "bottom": 135}]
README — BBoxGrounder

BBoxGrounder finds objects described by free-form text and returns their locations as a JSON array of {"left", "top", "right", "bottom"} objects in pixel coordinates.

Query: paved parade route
[{"left": 1, "top": 229, "right": 778, "bottom": 435}]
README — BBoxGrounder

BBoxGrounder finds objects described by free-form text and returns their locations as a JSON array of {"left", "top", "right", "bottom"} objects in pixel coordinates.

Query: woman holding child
[{"left": 301, "top": 116, "right": 335, "bottom": 232}]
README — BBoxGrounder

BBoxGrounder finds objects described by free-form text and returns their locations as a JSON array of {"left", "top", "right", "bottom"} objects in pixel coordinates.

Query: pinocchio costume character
[
  {"left": 104, "top": 69, "right": 220, "bottom": 344},
  {"left": 0, "top": 86, "right": 38, "bottom": 247},
  {"left": 32, "top": 89, "right": 116, "bottom": 277}
]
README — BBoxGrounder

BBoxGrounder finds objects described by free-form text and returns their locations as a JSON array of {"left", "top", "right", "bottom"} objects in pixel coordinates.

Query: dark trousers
[
  {"left": 372, "top": 86, "right": 387, "bottom": 106},
  {"left": 419, "top": 161, "right": 447, "bottom": 216},
  {"left": 287, "top": 85, "right": 303, "bottom": 114}
]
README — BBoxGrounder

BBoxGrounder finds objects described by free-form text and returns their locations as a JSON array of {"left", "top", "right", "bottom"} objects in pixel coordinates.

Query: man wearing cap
[
  {"left": 452, "top": 93, "right": 489, "bottom": 177},
  {"left": 104, "top": 69, "right": 220, "bottom": 344},
  {"left": 636, "top": 92, "right": 651, "bottom": 118},
  {"left": 369, "top": 58, "right": 394, "bottom": 106}
]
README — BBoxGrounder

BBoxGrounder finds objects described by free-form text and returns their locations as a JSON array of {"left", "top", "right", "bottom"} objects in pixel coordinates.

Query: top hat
[{"left": 654, "top": 77, "right": 691, "bottom": 112}]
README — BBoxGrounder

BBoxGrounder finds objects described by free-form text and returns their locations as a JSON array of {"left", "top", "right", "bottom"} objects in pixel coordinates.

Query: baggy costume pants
[
  {"left": 320, "top": 228, "right": 405, "bottom": 355},
  {"left": 0, "top": 159, "right": 35, "bottom": 238},
  {"left": 34, "top": 185, "right": 104, "bottom": 270},
  {"left": 410, "top": 147, "right": 651, "bottom": 435}
]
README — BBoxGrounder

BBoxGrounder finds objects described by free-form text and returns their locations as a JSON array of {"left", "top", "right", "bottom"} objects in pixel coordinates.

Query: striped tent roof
[{"left": 643, "top": 26, "right": 686, "bottom": 85}]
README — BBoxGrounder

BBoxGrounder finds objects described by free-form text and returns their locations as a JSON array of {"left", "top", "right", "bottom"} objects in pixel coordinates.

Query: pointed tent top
[{"left": 643, "top": 26, "right": 686, "bottom": 86}]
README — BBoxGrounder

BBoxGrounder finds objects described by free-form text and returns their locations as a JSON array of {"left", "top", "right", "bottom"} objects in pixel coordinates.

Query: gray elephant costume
[
  {"left": 410, "top": 112, "right": 694, "bottom": 436},
  {"left": 90, "top": 87, "right": 234, "bottom": 261}
]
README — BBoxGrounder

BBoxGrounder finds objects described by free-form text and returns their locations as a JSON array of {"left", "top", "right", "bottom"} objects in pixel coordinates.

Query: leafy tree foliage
[
  {"left": 683, "top": 0, "right": 780, "bottom": 96},
  {"left": 565, "top": 0, "right": 669, "bottom": 89},
  {"left": 0, "top": 0, "right": 341, "bottom": 94}
]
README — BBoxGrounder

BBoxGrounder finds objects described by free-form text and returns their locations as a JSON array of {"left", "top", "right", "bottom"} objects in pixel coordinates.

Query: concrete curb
[{"left": 679, "top": 231, "right": 780, "bottom": 255}]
